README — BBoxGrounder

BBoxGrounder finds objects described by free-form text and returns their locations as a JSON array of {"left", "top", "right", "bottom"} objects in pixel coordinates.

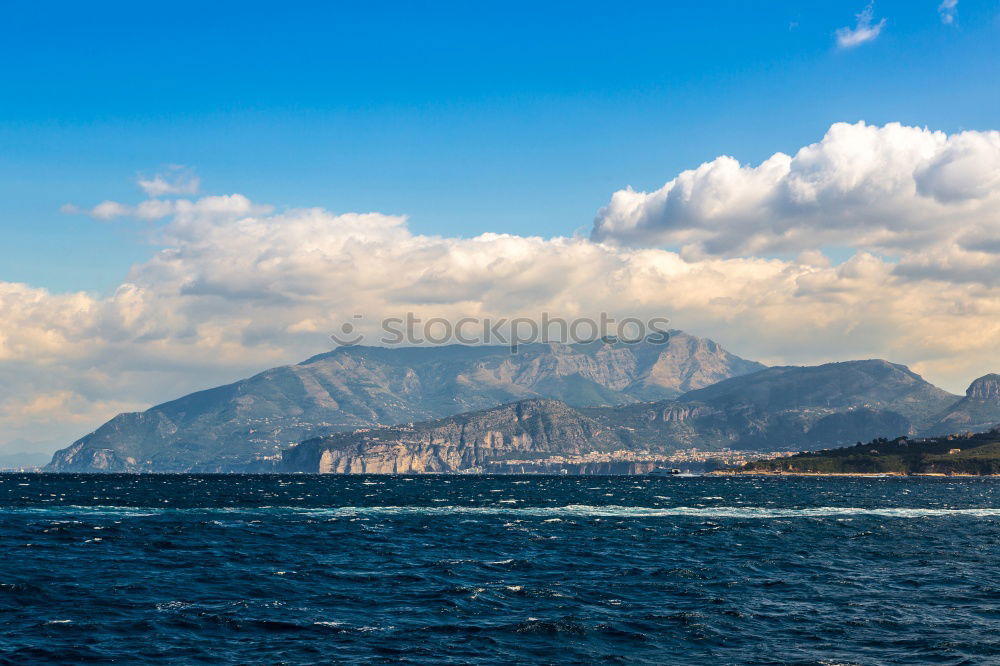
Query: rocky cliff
[
  {"left": 967, "top": 374, "right": 1000, "bottom": 400},
  {"left": 47, "top": 332, "right": 763, "bottom": 472},
  {"left": 279, "top": 399, "right": 620, "bottom": 474},
  {"left": 923, "top": 374, "right": 1000, "bottom": 436}
]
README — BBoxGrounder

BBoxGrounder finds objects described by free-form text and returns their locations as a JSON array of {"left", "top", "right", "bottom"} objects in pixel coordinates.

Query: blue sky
[
  {"left": 1, "top": 0, "right": 998, "bottom": 293},
  {"left": 3, "top": 1, "right": 1000, "bottom": 451}
]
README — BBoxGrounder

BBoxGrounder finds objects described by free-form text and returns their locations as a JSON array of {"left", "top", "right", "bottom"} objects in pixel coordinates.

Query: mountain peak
[
  {"left": 921, "top": 374, "right": 1000, "bottom": 436},
  {"left": 967, "top": 374, "right": 1000, "bottom": 400}
]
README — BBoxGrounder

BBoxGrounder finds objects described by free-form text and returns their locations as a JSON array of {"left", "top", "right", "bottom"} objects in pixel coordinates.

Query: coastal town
[{"left": 483, "top": 448, "right": 800, "bottom": 474}]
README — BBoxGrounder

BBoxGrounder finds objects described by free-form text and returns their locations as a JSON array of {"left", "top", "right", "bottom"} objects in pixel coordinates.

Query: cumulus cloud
[
  {"left": 835, "top": 3, "right": 886, "bottom": 48},
  {"left": 8, "top": 122, "right": 1000, "bottom": 451},
  {"left": 913, "top": 129, "right": 1000, "bottom": 202},
  {"left": 591, "top": 121, "right": 1000, "bottom": 285},
  {"left": 938, "top": 0, "right": 958, "bottom": 25},
  {"left": 72, "top": 193, "right": 271, "bottom": 222},
  {"left": 62, "top": 166, "right": 205, "bottom": 220}
]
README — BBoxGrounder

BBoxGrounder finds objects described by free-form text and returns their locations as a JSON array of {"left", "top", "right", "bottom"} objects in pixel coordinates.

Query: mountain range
[
  {"left": 46, "top": 332, "right": 762, "bottom": 472},
  {"left": 45, "top": 331, "right": 999, "bottom": 473},
  {"left": 582, "top": 359, "right": 959, "bottom": 451},
  {"left": 278, "top": 360, "right": 972, "bottom": 474}
]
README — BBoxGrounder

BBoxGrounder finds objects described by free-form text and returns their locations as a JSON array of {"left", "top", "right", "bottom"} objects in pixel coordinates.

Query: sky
[{"left": 1, "top": 1, "right": 999, "bottom": 453}]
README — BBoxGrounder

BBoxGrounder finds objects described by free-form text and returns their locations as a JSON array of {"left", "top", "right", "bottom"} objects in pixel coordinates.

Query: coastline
[{"left": 711, "top": 470, "right": 1000, "bottom": 477}]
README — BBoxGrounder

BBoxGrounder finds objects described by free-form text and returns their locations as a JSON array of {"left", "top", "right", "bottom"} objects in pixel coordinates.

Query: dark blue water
[{"left": 1, "top": 475, "right": 998, "bottom": 664}]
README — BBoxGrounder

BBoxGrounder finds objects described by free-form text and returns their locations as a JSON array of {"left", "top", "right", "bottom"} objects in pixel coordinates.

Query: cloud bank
[
  {"left": 4, "top": 121, "right": 1000, "bottom": 450},
  {"left": 591, "top": 121, "right": 1000, "bottom": 285}
]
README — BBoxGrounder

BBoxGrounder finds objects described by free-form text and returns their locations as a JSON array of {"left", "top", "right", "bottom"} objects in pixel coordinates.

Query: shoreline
[
  {"left": 12, "top": 469, "right": 1000, "bottom": 478},
  {"left": 711, "top": 471, "right": 1000, "bottom": 478}
]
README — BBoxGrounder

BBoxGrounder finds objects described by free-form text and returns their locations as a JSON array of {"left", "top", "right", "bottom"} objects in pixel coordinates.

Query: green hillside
[{"left": 734, "top": 429, "right": 1000, "bottom": 475}]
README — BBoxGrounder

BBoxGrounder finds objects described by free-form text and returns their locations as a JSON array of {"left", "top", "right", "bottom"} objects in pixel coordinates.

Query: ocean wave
[{"left": 3, "top": 504, "right": 1000, "bottom": 519}]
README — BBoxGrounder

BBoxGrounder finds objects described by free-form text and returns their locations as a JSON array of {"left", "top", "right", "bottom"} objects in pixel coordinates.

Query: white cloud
[
  {"left": 90, "top": 200, "right": 132, "bottom": 220},
  {"left": 835, "top": 3, "right": 886, "bottom": 48},
  {"left": 134, "top": 199, "right": 176, "bottom": 220},
  {"left": 938, "top": 0, "right": 958, "bottom": 25},
  {"left": 61, "top": 167, "right": 204, "bottom": 221},
  {"left": 8, "top": 122, "right": 1000, "bottom": 452},
  {"left": 70, "top": 192, "right": 270, "bottom": 222},
  {"left": 591, "top": 121, "right": 1000, "bottom": 285},
  {"left": 137, "top": 166, "right": 200, "bottom": 197},
  {"left": 0, "top": 391, "right": 140, "bottom": 429}
]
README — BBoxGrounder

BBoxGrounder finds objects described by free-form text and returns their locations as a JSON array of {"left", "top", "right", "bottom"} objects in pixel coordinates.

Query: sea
[{"left": 1, "top": 474, "right": 998, "bottom": 665}]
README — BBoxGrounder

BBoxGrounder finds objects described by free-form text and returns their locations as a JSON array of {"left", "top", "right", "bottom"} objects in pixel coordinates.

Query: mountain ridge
[
  {"left": 582, "top": 359, "right": 958, "bottom": 452},
  {"left": 280, "top": 359, "right": 962, "bottom": 474},
  {"left": 46, "top": 337, "right": 981, "bottom": 474},
  {"left": 46, "top": 332, "right": 763, "bottom": 472}
]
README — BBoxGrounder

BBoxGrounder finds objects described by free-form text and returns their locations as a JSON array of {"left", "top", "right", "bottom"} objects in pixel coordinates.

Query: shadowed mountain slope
[{"left": 583, "top": 360, "right": 959, "bottom": 452}]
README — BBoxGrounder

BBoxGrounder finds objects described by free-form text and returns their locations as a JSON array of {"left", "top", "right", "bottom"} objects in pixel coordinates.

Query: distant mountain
[
  {"left": 676, "top": 360, "right": 956, "bottom": 424},
  {"left": 583, "top": 360, "right": 959, "bottom": 452},
  {"left": 0, "top": 439, "right": 55, "bottom": 469},
  {"left": 282, "top": 360, "right": 961, "bottom": 474},
  {"left": 0, "top": 451, "right": 51, "bottom": 469},
  {"left": 46, "top": 332, "right": 763, "bottom": 472},
  {"left": 924, "top": 374, "right": 1000, "bottom": 436}
]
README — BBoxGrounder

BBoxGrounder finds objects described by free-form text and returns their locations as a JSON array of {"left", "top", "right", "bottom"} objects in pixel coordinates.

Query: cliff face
[
  {"left": 924, "top": 374, "right": 1000, "bottom": 436},
  {"left": 279, "top": 399, "right": 620, "bottom": 474},
  {"left": 47, "top": 332, "right": 763, "bottom": 472},
  {"left": 967, "top": 374, "right": 1000, "bottom": 400}
]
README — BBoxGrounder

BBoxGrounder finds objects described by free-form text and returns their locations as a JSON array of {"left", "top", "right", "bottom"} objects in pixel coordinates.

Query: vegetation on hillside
[{"left": 737, "top": 428, "right": 1000, "bottom": 475}]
